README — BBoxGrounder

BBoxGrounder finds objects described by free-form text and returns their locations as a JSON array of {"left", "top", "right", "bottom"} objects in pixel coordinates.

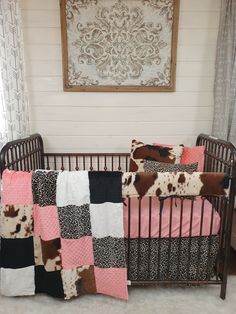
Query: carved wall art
[{"left": 60, "top": 0, "right": 179, "bottom": 92}]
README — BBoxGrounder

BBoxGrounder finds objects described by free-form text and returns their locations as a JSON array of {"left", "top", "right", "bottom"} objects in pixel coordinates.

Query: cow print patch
[
  {"left": 129, "top": 139, "right": 184, "bottom": 172},
  {"left": 1, "top": 204, "right": 33, "bottom": 239},
  {"left": 61, "top": 266, "right": 96, "bottom": 300}
]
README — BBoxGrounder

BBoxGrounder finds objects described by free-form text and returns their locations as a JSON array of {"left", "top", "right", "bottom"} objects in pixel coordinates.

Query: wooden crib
[{"left": 0, "top": 133, "right": 236, "bottom": 299}]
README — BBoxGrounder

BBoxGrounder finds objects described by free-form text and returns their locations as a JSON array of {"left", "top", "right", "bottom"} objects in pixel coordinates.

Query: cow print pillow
[
  {"left": 129, "top": 139, "right": 184, "bottom": 172},
  {"left": 143, "top": 160, "right": 198, "bottom": 173}
]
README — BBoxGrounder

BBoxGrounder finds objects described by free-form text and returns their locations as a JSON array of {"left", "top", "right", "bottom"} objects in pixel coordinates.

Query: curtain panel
[
  {"left": 0, "top": 0, "right": 29, "bottom": 149},
  {"left": 213, "top": 0, "right": 236, "bottom": 145}
]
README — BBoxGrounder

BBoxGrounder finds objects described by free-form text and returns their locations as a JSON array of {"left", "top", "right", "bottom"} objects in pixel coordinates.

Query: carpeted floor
[{"left": 0, "top": 276, "right": 236, "bottom": 314}]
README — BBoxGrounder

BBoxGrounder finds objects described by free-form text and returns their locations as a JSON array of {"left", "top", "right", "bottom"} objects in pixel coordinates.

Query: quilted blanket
[
  {"left": 0, "top": 169, "right": 229, "bottom": 300},
  {"left": 0, "top": 169, "right": 128, "bottom": 300}
]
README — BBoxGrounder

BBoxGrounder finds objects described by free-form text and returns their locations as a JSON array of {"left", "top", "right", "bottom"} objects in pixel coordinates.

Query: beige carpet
[{"left": 0, "top": 277, "right": 236, "bottom": 314}]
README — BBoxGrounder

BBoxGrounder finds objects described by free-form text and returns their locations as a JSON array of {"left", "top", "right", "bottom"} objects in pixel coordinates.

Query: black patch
[
  {"left": 89, "top": 171, "right": 122, "bottom": 204},
  {"left": 1, "top": 237, "right": 34, "bottom": 268},
  {"left": 35, "top": 266, "right": 64, "bottom": 299}
]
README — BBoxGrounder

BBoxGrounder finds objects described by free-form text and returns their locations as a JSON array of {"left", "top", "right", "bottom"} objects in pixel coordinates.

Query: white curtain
[
  {"left": 0, "top": 0, "right": 29, "bottom": 149},
  {"left": 212, "top": 0, "right": 236, "bottom": 145}
]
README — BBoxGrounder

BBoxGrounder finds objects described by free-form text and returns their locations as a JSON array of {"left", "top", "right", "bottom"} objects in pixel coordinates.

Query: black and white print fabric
[
  {"left": 57, "top": 204, "right": 92, "bottom": 239},
  {"left": 32, "top": 170, "right": 59, "bottom": 206},
  {"left": 126, "top": 235, "right": 220, "bottom": 281},
  {"left": 143, "top": 160, "right": 198, "bottom": 173},
  {"left": 93, "top": 237, "right": 126, "bottom": 268}
]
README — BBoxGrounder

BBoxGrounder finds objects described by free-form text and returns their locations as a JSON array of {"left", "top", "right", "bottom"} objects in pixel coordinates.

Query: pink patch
[
  {"left": 61, "top": 237, "right": 94, "bottom": 269},
  {"left": 94, "top": 267, "right": 128, "bottom": 300},
  {"left": 2, "top": 170, "right": 33, "bottom": 204},
  {"left": 153, "top": 143, "right": 205, "bottom": 171},
  {"left": 36, "top": 205, "right": 61, "bottom": 241}
]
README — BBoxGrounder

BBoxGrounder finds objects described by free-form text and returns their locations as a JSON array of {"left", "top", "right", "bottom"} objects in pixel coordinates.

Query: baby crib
[{"left": 0, "top": 133, "right": 236, "bottom": 299}]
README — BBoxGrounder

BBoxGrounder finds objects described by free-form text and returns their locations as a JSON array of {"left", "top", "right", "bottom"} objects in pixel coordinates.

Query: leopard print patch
[
  {"left": 32, "top": 170, "right": 58, "bottom": 206},
  {"left": 93, "top": 236, "right": 126, "bottom": 268},
  {"left": 143, "top": 160, "right": 198, "bottom": 173},
  {"left": 57, "top": 204, "right": 92, "bottom": 239}
]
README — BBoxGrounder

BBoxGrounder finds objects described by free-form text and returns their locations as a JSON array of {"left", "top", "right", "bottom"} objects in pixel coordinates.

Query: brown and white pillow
[
  {"left": 129, "top": 139, "right": 184, "bottom": 172},
  {"left": 143, "top": 160, "right": 198, "bottom": 173}
]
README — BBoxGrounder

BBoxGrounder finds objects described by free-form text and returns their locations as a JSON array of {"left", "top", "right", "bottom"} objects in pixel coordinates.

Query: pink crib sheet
[{"left": 123, "top": 196, "right": 220, "bottom": 238}]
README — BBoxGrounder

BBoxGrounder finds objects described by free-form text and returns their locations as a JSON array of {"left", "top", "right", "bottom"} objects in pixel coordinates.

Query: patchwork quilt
[
  {"left": 0, "top": 169, "right": 229, "bottom": 300},
  {"left": 0, "top": 169, "right": 127, "bottom": 300}
]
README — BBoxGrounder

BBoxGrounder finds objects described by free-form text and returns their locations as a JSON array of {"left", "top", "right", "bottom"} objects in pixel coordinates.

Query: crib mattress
[{"left": 123, "top": 196, "right": 220, "bottom": 238}]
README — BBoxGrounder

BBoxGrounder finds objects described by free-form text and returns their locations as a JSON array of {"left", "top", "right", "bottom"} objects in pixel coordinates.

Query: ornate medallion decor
[{"left": 60, "top": 0, "right": 179, "bottom": 92}]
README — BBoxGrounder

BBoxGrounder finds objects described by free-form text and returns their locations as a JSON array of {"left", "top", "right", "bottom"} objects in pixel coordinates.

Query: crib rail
[
  {"left": 43, "top": 152, "right": 130, "bottom": 172},
  {"left": 0, "top": 134, "right": 44, "bottom": 175},
  {"left": 196, "top": 134, "right": 236, "bottom": 178}
]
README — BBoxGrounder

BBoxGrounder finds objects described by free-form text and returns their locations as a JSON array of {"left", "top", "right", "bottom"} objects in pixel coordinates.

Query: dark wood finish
[{"left": 228, "top": 248, "right": 236, "bottom": 275}]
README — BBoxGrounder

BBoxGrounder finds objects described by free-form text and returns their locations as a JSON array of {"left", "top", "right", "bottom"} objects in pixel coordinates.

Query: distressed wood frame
[{"left": 60, "top": 0, "right": 180, "bottom": 92}]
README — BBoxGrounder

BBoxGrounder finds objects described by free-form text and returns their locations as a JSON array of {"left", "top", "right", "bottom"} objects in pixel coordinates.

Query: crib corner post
[{"left": 220, "top": 282, "right": 227, "bottom": 300}]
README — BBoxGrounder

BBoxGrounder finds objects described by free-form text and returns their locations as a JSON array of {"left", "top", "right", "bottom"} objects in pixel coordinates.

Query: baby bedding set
[
  {"left": 0, "top": 138, "right": 230, "bottom": 300},
  {"left": 125, "top": 139, "right": 226, "bottom": 281}
]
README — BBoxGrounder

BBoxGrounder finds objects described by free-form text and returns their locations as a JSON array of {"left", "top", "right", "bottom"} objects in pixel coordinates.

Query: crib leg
[{"left": 220, "top": 282, "right": 227, "bottom": 300}]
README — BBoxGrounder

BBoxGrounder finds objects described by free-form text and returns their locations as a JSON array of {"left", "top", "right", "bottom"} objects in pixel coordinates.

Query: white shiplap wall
[{"left": 21, "top": 0, "right": 220, "bottom": 153}]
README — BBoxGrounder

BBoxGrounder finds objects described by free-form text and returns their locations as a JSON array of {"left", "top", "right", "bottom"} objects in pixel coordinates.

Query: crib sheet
[{"left": 123, "top": 196, "right": 220, "bottom": 238}]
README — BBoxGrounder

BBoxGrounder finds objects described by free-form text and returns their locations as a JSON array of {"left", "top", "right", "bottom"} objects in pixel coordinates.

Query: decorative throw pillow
[
  {"left": 129, "top": 139, "right": 184, "bottom": 172},
  {"left": 153, "top": 143, "right": 205, "bottom": 172},
  {"left": 143, "top": 160, "right": 198, "bottom": 173},
  {"left": 180, "top": 146, "right": 205, "bottom": 172}
]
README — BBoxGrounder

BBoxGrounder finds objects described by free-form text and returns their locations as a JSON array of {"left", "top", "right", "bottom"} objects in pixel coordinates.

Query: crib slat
[
  {"left": 137, "top": 197, "right": 142, "bottom": 279},
  {"left": 148, "top": 196, "right": 152, "bottom": 279},
  {"left": 157, "top": 199, "right": 163, "bottom": 279},
  {"left": 196, "top": 198, "right": 206, "bottom": 280},
  {"left": 187, "top": 198, "right": 194, "bottom": 281},
  {"left": 177, "top": 197, "right": 184, "bottom": 280}
]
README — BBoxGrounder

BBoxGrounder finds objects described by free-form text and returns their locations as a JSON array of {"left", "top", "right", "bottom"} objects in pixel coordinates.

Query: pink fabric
[
  {"left": 180, "top": 146, "right": 205, "bottom": 172},
  {"left": 1, "top": 169, "right": 33, "bottom": 204},
  {"left": 33, "top": 205, "right": 61, "bottom": 241},
  {"left": 153, "top": 143, "right": 205, "bottom": 171},
  {"left": 94, "top": 267, "right": 128, "bottom": 300},
  {"left": 123, "top": 196, "right": 220, "bottom": 238},
  {"left": 61, "top": 237, "right": 94, "bottom": 269}
]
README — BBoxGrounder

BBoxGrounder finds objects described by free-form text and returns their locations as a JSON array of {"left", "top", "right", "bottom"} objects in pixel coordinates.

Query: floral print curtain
[
  {"left": 212, "top": 0, "right": 236, "bottom": 145},
  {"left": 0, "top": 0, "right": 29, "bottom": 149}
]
